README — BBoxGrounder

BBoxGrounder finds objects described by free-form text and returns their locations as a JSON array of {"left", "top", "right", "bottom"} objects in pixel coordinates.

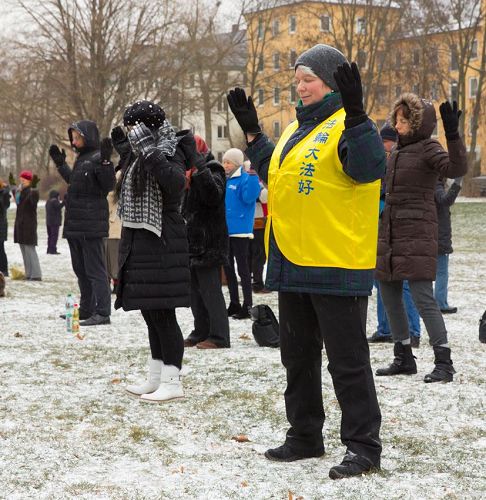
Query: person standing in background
[
  {"left": 434, "top": 176, "right": 462, "bottom": 314},
  {"left": 45, "top": 190, "right": 64, "bottom": 255},
  {"left": 105, "top": 170, "right": 122, "bottom": 293},
  {"left": 0, "top": 178, "right": 11, "bottom": 276}
]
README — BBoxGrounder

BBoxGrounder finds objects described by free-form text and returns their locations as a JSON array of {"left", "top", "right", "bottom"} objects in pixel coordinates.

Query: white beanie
[{"left": 223, "top": 148, "right": 244, "bottom": 167}]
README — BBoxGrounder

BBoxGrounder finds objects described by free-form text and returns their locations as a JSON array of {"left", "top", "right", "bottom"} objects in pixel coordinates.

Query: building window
[
  {"left": 289, "top": 15, "right": 296, "bottom": 33},
  {"left": 469, "top": 77, "right": 478, "bottom": 98},
  {"left": 395, "top": 52, "right": 401, "bottom": 69},
  {"left": 273, "top": 52, "right": 280, "bottom": 70},
  {"left": 273, "top": 121, "right": 281, "bottom": 138},
  {"left": 450, "top": 47, "right": 458, "bottom": 71},
  {"left": 413, "top": 49, "right": 420, "bottom": 65},
  {"left": 217, "top": 152, "right": 224, "bottom": 163},
  {"left": 357, "top": 49, "right": 367, "bottom": 69},
  {"left": 450, "top": 80, "right": 458, "bottom": 101},
  {"left": 217, "top": 95, "right": 228, "bottom": 112},
  {"left": 217, "top": 125, "right": 228, "bottom": 139},
  {"left": 429, "top": 46, "right": 438, "bottom": 65},
  {"left": 258, "top": 17, "right": 264, "bottom": 40},
  {"left": 320, "top": 15, "right": 331, "bottom": 32},
  {"left": 257, "top": 55, "right": 264, "bottom": 72},
  {"left": 430, "top": 82, "right": 439, "bottom": 101},
  {"left": 289, "top": 49, "right": 297, "bottom": 67},
  {"left": 289, "top": 84, "right": 297, "bottom": 103},
  {"left": 258, "top": 88, "right": 264, "bottom": 106},
  {"left": 272, "top": 18, "right": 280, "bottom": 36},
  {"left": 395, "top": 85, "right": 402, "bottom": 98},
  {"left": 471, "top": 39, "right": 478, "bottom": 59},
  {"left": 412, "top": 84, "right": 420, "bottom": 94},
  {"left": 356, "top": 17, "right": 367, "bottom": 35},
  {"left": 273, "top": 87, "right": 280, "bottom": 105}
]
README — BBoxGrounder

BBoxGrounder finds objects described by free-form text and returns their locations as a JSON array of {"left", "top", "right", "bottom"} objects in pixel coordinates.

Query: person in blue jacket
[{"left": 223, "top": 148, "right": 261, "bottom": 319}]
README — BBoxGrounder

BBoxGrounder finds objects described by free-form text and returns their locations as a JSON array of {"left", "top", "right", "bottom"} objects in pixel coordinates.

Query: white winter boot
[
  {"left": 126, "top": 357, "right": 163, "bottom": 396},
  {"left": 140, "top": 364, "right": 184, "bottom": 403}
]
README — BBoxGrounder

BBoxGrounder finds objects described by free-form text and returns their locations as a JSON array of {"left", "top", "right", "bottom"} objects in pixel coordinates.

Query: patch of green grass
[
  {"left": 51, "top": 358, "right": 71, "bottom": 369},
  {"left": 129, "top": 425, "right": 150, "bottom": 443}
]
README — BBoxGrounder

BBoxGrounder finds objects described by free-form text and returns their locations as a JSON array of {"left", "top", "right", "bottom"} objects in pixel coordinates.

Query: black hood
[
  {"left": 49, "top": 190, "right": 59, "bottom": 199},
  {"left": 68, "top": 120, "right": 100, "bottom": 153}
]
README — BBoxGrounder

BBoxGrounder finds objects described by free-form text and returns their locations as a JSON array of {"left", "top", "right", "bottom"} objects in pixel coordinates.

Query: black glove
[
  {"left": 100, "top": 137, "right": 113, "bottom": 163},
  {"left": 8, "top": 173, "right": 15, "bottom": 186},
  {"left": 49, "top": 145, "right": 66, "bottom": 167},
  {"left": 227, "top": 88, "right": 261, "bottom": 135},
  {"left": 110, "top": 126, "right": 131, "bottom": 157},
  {"left": 439, "top": 101, "right": 462, "bottom": 140},
  {"left": 333, "top": 62, "right": 366, "bottom": 124},
  {"left": 31, "top": 174, "right": 40, "bottom": 189}
]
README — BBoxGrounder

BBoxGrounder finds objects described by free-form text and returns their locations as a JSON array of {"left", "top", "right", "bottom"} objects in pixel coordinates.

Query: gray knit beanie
[
  {"left": 294, "top": 44, "right": 348, "bottom": 91},
  {"left": 223, "top": 148, "right": 244, "bottom": 167}
]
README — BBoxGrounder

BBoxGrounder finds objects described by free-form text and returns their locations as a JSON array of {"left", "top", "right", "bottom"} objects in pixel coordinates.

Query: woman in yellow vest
[{"left": 227, "top": 44, "right": 385, "bottom": 479}]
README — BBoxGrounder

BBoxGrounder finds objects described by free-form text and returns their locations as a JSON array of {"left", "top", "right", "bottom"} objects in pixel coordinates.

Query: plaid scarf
[{"left": 118, "top": 120, "right": 178, "bottom": 237}]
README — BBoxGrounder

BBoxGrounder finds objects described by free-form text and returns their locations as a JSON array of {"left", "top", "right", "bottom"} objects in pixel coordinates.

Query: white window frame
[
  {"left": 471, "top": 39, "right": 478, "bottom": 59},
  {"left": 217, "top": 125, "right": 228, "bottom": 139},
  {"left": 273, "top": 52, "right": 280, "bottom": 70},
  {"left": 257, "top": 54, "right": 264, "bottom": 72},
  {"left": 257, "top": 88, "right": 264, "bottom": 107},
  {"left": 257, "top": 17, "right": 264, "bottom": 40},
  {"left": 273, "top": 87, "right": 280, "bottom": 105},
  {"left": 273, "top": 121, "right": 281, "bottom": 138},
  {"left": 356, "top": 17, "right": 366, "bottom": 35},
  {"left": 289, "top": 49, "right": 297, "bottom": 68},
  {"left": 469, "top": 77, "right": 478, "bottom": 98},
  {"left": 320, "top": 15, "right": 331, "bottom": 32},
  {"left": 272, "top": 18, "right": 280, "bottom": 36},
  {"left": 289, "top": 15, "right": 296, "bottom": 34}
]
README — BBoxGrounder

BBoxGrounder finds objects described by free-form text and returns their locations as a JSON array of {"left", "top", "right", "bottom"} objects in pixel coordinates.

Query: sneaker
[
  {"left": 264, "top": 443, "right": 324, "bottom": 462},
  {"left": 367, "top": 331, "right": 393, "bottom": 343},
  {"left": 440, "top": 307, "right": 457, "bottom": 314},
  {"left": 410, "top": 336, "right": 420, "bottom": 348},
  {"left": 79, "top": 314, "right": 111, "bottom": 326},
  {"left": 329, "top": 452, "right": 379, "bottom": 479}
]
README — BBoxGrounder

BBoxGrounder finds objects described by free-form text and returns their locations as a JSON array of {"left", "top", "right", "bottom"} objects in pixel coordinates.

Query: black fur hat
[{"left": 123, "top": 100, "right": 166, "bottom": 130}]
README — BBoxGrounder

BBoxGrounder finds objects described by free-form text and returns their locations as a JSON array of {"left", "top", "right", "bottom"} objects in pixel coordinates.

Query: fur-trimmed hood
[{"left": 391, "top": 93, "right": 437, "bottom": 145}]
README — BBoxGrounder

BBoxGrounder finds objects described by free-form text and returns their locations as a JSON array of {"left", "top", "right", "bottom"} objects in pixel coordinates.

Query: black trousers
[
  {"left": 279, "top": 291, "right": 382, "bottom": 465},
  {"left": 0, "top": 241, "right": 8, "bottom": 275},
  {"left": 47, "top": 225, "right": 60, "bottom": 254},
  {"left": 249, "top": 228, "right": 266, "bottom": 287},
  {"left": 68, "top": 237, "right": 111, "bottom": 317},
  {"left": 141, "top": 309, "right": 184, "bottom": 369},
  {"left": 224, "top": 237, "right": 252, "bottom": 307},
  {"left": 188, "top": 266, "right": 230, "bottom": 347}
]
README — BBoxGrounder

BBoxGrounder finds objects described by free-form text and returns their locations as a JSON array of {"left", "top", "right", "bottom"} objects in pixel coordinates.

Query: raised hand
[
  {"left": 49, "top": 145, "right": 66, "bottom": 167},
  {"left": 100, "top": 137, "right": 113, "bottom": 163},
  {"left": 227, "top": 88, "right": 261, "bottom": 134},
  {"left": 31, "top": 174, "right": 40, "bottom": 189},
  {"left": 439, "top": 101, "right": 462, "bottom": 139},
  {"left": 333, "top": 62, "right": 364, "bottom": 118}
]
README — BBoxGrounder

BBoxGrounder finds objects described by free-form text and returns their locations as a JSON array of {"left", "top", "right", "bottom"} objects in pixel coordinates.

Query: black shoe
[
  {"left": 376, "top": 342, "right": 417, "bottom": 376},
  {"left": 264, "top": 443, "right": 324, "bottom": 462},
  {"left": 60, "top": 311, "right": 91, "bottom": 321},
  {"left": 79, "top": 314, "right": 111, "bottom": 326},
  {"left": 367, "top": 331, "right": 393, "bottom": 343},
  {"left": 227, "top": 302, "right": 241, "bottom": 317},
  {"left": 252, "top": 282, "right": 265, "bottom": 293},
  {"left": 410, "top": 336, "right": 420, "bottom": 348},
  {"left": 232, "top": 304, "right": 251, "bottom": 320},
  {"left": 424, "top": 346, "right": 456, "bottom": 383},
  {"left": 329, "top": 452, "right": 379, "bottom": 479},
  {"left": 440, "top": 307, "right": 457, "bottom": 314},
  {"left": 479, "top": 311, "right": 486, "bottom": 344}
]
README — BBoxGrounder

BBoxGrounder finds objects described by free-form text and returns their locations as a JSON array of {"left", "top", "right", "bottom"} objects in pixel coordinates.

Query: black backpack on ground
[{"left": 250, "top": 304, "right": 280, "bottom": 348}]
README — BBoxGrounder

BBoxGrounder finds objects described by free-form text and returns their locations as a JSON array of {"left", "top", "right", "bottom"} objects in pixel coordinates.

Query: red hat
[
  {"left": 19, "top": 170, "right": 33, "bottom": 181},
  {"left": 194, "top": 135, "right": 209, "bottom": 154}
]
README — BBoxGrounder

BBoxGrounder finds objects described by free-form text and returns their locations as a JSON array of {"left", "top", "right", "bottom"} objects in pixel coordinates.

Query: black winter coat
[
  {"left": 45, "top": 190, "right": 64, "bottom": 227},
  {"left": 115, "top": 138, "right": 190, "bottom": 311},
  {"left": 183, "top": 158, "right": 229, "bottom": 268},
  {"left": 14, "top": 187, "right": 39, "bottom": 246},
  {"left": 0, "top": 186, "right": 10, "bottom": 242},
  {"left": 435, "top": 179, "right": 461, "bottom": 255},
  {"left": 57, "top": 120, "right": 115, "bottom": 239}
]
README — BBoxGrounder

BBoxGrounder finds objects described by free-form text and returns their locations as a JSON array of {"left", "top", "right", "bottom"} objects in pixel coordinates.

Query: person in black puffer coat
[
  {"left": 112, "top": 100, "right": 190, "bottom": 403},
  {"left": 45, "top": 189, "right": 64, "bottom": 255},
  {"left": 0, "top": 178, "right": 10, "bottom": 276},
  {"left": 49, "top": 120, "right": 115, "bottom": 325},
  {"left": 181, "top": 134, "right": 230, "bottom": 349}
]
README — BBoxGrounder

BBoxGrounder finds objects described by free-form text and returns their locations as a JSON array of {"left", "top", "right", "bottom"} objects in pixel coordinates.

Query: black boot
[
  {"left": 232, "top": 303, "right": 251, "bottom": 320},
  {"left": 479, "top": 311, "right": 486, "bottom": 344},
  {"left": 376, "top": 342, "right": 417, "bottom": 376},
  {"left": 227, "top": 302, "right": 241, "bottom": 317},
  {"left": 424, "top": 346, "right": 456, "bottom": 383}
]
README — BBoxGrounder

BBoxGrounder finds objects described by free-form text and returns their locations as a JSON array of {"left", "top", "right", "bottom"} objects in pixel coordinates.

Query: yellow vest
[{"left": 266, "top": 108, "right": 380, "bottom": 269}]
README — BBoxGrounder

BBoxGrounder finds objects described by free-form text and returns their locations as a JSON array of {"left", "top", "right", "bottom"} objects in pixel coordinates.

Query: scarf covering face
[{"left": 117, "top": 120, "right": 178, "bottom": 237}]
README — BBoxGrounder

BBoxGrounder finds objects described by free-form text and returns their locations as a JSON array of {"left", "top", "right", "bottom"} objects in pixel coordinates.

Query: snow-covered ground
[{"left": 1, "top": 201, "right": 485, "bottom": 499}]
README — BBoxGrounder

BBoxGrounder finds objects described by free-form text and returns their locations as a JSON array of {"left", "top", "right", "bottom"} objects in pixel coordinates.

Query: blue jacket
[{"left": 225, "top": 167, "right": 261, "bottom": 236}]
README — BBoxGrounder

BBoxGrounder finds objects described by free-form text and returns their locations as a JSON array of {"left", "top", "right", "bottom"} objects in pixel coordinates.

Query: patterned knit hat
[{"left": 123, "top": 100, "right": 166, "bottom": 130}]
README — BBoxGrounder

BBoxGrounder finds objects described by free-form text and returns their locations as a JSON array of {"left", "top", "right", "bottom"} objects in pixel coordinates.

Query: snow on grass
[{"left": 0, "top": 201, "right": 485, "bottom": 499}]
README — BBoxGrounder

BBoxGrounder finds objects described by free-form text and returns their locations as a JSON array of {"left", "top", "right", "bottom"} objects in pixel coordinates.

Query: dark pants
[
  {"left": 224, "top": 237, "right": 252, "bottom": 307},
  {"left": 141, "top": 309, "right": 184, "bottom": 369},
  {"left": 249, "top": 228, "right": 266, "bottom": 287},
  {"left": 47, "top": 225, "right": 60, "bottom": 254},
  {"left": 0, "top": 241, "right": 8, "bottom": 275},
  {"left": 278, "top": 291, "right": 382, "bottom": 465},
  {"left": 188, "top": 266, "right": 230, "bottom": 347},
  {"left": 68, "top": 237, "right": 111, "bottom": 317}
]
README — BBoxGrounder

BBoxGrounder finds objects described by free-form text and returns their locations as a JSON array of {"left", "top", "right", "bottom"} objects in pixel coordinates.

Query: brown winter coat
[
  {"left": 14, "top": 187, "right": 39, "bottom": 246},
  {"left": 375, "top": 94, "right": 467, "bottom": 281}
]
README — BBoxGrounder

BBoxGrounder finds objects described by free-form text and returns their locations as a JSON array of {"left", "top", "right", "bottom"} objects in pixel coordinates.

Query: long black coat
[
  {"left": 435, "top": 179, "right": 461, "bottom": 255},
  {"left": 115, "top": 139, "right": 190, "bottom": 311},
  {"left": 0, "top": 186, "right": 10, "bottom": 242},
  {"left": 45, "top": 190, "right": 64, "bottom": 227},
  {"left": 57, "top": 120, "right": 115, "bottom": 239},
  {"left": 183, "top": 158, "right": 229, "bottom": 268},
  {"left": 376, "top": 94, "right": 467, "bottom": 282},
  {"left": 14, "top": 187, "right": 39, "bottom": 246}
]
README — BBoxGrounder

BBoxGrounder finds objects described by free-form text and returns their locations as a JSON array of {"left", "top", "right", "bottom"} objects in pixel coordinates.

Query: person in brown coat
[{"left": 375, "top": 94, "right": 467, "bottom": 383}]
